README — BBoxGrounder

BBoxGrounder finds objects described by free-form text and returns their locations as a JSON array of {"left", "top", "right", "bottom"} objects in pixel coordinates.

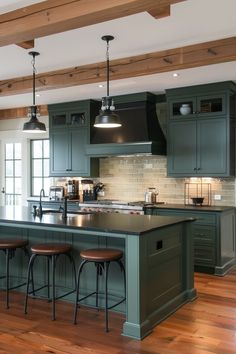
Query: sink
[{"left": 40, "top": 210, "right": 93, "bottom": 216}]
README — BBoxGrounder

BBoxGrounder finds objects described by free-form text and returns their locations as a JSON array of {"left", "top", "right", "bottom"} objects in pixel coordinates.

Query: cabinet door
[
  {"left": 167, "top": 120, "right": 197, "bottom": 175},
  {"left": 168, "top": 97, "right": 196, "bottom": 119},
  {"left": 197, "top": 118, "right": 227, "bottom": 175},
  {"left": 70, "top": 127, "right": 90, "bottom": 176},
  {"left": 50, "top": 130, "right": 69, "bottom": 175},
  {"left": 197, "top": 94, "right": 226, "bottom": 117}
]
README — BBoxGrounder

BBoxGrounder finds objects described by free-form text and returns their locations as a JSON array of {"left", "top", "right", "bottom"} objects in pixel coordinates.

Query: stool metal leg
[
  {"left": 6, "top": 249, "right": 10, "bottom": 309},
  {"left": 52, "top": 255, "right": 56, "bottom": 321},
  {"left": 24, "top": 253, "right": 37, "bottom": 314},
  {"left": 95, "top": 263, "right": 100, "bottom": 308},
  {"left": 73, "top": 259, "right": 88, "bottom": 324},
  {"left": 47, "top": 256, "right": 50, "bottom": 300},
  {"left": 104, "top": 261, "right": 110, "bottom": 332}
]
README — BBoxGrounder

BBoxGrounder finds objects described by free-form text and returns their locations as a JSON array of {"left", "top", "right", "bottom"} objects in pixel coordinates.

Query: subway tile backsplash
[{"left": 98, "top": 156, "right": 236, "bottom": 206}]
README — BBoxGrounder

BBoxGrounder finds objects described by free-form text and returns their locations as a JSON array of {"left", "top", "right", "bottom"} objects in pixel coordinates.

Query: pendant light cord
[
  {"left": 106, "top": 38, "right": 110, "bottom": 97},
  {"left": 32, "top": 54, "right": 36, "bottom": 106}
]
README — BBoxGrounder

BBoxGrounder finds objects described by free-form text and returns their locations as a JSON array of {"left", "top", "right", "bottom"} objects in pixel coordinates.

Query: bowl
[{"left": 191, "top": 197, "right": 204, "bottom": 205}]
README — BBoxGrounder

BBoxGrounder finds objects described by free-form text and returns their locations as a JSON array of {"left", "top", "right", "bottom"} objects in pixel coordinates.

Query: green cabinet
[
  {"left": 145, "top": 206, "right": 236, "bottom": 275},
  {"left": 48, "top": 100, "right": 100, "bottom": 177},
  {"left": 167, "top": 81, "right": 236, "bottom": 177}
]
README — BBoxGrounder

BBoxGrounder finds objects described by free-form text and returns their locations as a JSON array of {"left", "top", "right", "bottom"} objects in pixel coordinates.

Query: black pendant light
[
  {"left": 94, "top": 35, "right": 122, "bottom": 128},
  {"left": 23, "top": 51, "right": 46, "bottom": 133}
]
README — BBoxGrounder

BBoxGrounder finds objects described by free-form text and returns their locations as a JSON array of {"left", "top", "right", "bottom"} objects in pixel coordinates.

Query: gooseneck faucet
[
  {"left": 38, "top": 188, "right": 45, "bottom": 216},
  {"left": 59, "top": 196, "right": 68, "bottom": 219}
]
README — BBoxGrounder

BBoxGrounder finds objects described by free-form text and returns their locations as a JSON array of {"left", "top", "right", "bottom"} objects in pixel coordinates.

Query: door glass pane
[
  {"left": 15, "top": 178, "right": 22, "bottom": 194},
  {"left": 5, "top": 161, "right": 13, "bottom": 176},
  {"left": 5, "top": 178, "right": 14, "bottom": 193},
  {"left": 15, "top": 143, "right": 22, "bottom": 159},
  {"left": 5, "top": 144, "right": 13, "bottom": 159},
  {"left": 15, "top": 161, "right": 21, "bottom": 177}
]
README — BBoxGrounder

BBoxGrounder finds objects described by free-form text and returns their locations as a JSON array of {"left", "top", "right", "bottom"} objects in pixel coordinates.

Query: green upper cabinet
[
  {"left": 48, "top": 100, "right": 100, "bottom": 177},
  {"left": 167, "top": 81, "right": 236, "bottom": 177}
]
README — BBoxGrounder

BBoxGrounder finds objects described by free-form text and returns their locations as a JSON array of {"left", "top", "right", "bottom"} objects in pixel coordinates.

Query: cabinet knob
[
  {"left": 66, "top": 168, "right": 72, "bottom": 171},
  {"left": 197, "top": 168, "right": 201, "bottom": 171},
  {"left": 193, "top": 167, "right": 197, "bottom": 171}
]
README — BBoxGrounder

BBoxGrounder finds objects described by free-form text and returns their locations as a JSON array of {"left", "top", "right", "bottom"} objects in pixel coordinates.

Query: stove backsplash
[
  {"left": 98, "top": 156, "right": 236, "bottom": 206},
  {"left": 54, "top": 156, "right": 236, "bottom": 206}
]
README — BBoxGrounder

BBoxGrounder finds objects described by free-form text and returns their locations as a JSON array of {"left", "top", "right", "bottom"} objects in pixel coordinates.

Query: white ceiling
[{"left": 1, "top": 0, "right": 236, "bottom": 109}]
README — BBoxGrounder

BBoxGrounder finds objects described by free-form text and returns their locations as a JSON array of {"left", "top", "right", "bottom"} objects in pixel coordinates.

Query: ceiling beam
[
  {"left": 1, "top": 36, "right": 236, "bottom": 97},
  {"left": 0, "top": 0, "right": 185, "bottom": 47},
  {"left": 16, "top": 39, "right": 35, "bottom": 49}
]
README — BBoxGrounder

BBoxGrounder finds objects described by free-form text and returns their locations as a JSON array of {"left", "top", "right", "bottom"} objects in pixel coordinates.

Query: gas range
[{"left": 80, "top": 200, "right": 164, "bottom": 214}]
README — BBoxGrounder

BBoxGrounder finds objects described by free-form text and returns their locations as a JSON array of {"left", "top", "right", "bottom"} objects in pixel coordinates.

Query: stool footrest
[{"left": 76, "top": 290, "right": 125, "bottom": 311}]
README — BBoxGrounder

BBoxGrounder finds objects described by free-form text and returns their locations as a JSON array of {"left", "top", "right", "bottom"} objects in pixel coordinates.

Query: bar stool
[
  {"left": 24, "top": 243, "right": 76, "bottom": 320},
  {"left": 73, "top": 248, "right": 126, "bottom": 332},
  {"left": 0, "top": 239, "right": 29, "bottom": 308}
]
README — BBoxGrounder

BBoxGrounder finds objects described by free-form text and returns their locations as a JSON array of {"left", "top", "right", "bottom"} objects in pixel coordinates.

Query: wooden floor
[{"left": 1, "top": 269, "right": 236, "bottom": 354}]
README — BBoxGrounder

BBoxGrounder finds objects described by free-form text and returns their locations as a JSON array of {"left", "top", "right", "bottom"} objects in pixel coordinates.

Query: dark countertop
[
  {"left": 0, "top": 206, "right": 193, "bottom": 236},
  {"left": 145, "top": 203, "right": 235, "bottom": 212}
]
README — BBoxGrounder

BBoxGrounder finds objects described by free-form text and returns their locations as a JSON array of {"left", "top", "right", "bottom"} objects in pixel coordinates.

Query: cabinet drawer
[
  {"left": 193, "top": 225, "right": 216, "bottom": 243},
  {"left": 194, "top": 244, "right": 215, "bottom": 265}
]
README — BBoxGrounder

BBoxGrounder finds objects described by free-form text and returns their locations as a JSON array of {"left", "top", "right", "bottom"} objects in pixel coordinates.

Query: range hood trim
[{"left": 86, "top": 141, "right": 166, "bottom": 157}]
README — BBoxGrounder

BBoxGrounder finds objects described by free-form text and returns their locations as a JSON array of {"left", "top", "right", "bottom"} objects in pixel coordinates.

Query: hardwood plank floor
[{"left": 1, "top": 269, "right": 236, "bottom": 353}]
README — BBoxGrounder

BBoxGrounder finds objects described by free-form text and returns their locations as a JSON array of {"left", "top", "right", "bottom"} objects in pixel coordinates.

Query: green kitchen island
[{"left": 0, "top": 206, "right": 196, "bottom": 340}]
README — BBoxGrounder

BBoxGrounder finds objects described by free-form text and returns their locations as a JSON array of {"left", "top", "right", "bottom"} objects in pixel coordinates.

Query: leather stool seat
[
  {"left": 24, "top": 242, "right": 76, "bottom": 320},
  {"left": 0, "top": 238, "right": 29, "bottom": 308},
  {"left": 74, "top": 247, "right": 126, "bottom": 332},
  {"left": 0, "top": 239, "right": 28, "bottom": 250},
  {"left": 80, "top": 248, "right": 123, "bottom": 262},
  {"left": 31, "top": 243, "right": 72, "bottom": 255}
]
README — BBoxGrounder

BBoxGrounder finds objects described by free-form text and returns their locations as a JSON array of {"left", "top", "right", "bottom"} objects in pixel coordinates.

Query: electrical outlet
[{"left": 214, "top": 194, "right": 222, "bottom": 200}]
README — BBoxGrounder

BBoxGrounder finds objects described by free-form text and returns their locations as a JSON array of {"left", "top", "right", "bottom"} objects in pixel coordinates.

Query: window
[
  {"left": 31, "top": 139, "right": 50, "bottom": 196},
  {"left": 5, "top": 143, "right": 22, "bottom": 205}
]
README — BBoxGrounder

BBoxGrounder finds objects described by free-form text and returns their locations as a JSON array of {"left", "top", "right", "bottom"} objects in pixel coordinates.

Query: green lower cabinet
[{"left": 145, "top": 207, "right": 235, "bottom": 275}]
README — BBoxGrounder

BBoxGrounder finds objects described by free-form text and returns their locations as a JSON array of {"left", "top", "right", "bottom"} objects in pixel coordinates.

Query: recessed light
[
  {"left": 36, "top": 93, "right": 40, "bottom": 97},
  {"left": 98, "top": 84, "right": 104, "bottom": 88},
  {"left": 173, "top": 73, "right": 179, "bottom": 78}
]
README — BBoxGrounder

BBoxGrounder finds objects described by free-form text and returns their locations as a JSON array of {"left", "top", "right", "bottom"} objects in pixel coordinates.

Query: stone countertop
[
  {"left": 145, "top": 203, "right": 235, "bottom": 212},
  {"left": 0, "top": 206, "right": 193, "bottom": 236}
]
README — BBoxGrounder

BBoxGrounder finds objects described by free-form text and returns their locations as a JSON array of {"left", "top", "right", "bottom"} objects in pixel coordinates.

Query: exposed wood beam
[
  {"left": 0, "top": 105, "right": 48, "bottom": 120},
  {"left": 0, "top": 0, "right": 185, "bottom": 47},
  {"left": 0, "top": 36, "right": 236, "bottom": 97},
  {"left": 16, "top": 39, "right": 35, "bottom": 49}
]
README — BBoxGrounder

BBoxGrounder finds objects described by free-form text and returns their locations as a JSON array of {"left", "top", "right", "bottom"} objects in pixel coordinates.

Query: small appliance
[
  {"left": 66, "top": 180, "right": 78, "bottom": 200},
  {"left": 49, "top": 186, "right": 64, "bottom": 200}
]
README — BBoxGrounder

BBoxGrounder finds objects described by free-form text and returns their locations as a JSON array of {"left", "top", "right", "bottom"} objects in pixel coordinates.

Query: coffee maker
[
  {"left": 81, "top": 179, "right": 95, "bottom": 201},
  {"left": 66, "top": 180, "right": 78, "bottom": 200}
]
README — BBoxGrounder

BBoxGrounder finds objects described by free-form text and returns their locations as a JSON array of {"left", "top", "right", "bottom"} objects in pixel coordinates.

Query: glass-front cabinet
[
  {"left": 50, "top": 111, "right": 86, "bottom": 128},
  {"left": 169, "top": 93, "right": 226, "bottom": 119},
  {"left": 48, "top": 99, "right": 100, "bottom": 177},
  {"left": 166, "top": 81, "right": 236, "bottom": 177}
]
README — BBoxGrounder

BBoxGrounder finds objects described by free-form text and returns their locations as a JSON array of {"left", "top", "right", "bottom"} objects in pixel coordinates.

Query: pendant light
[
  {"left": 23, "top": 51, "right": 46, "bottom": 133},
  {"left": 94, "top": 35, "right": 122, "bottom": 128}
]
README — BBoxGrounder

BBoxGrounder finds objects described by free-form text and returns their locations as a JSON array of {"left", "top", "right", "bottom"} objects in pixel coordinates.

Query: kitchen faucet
[
  {"left": 59, "top": 196, "right": 68, "bottom": 219},
  {"left": 38, "top": 188, "right": 45, "bottom": 216}
]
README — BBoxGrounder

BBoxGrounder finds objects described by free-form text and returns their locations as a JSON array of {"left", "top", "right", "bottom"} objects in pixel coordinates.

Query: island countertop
[{"left": 0, "top": 206, "right": 193, "bottom": 236}]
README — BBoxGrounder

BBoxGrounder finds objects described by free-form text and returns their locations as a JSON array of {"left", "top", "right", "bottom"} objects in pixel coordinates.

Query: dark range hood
[{"left": 86, "top": 92, "right": 166, "bottom": 156}]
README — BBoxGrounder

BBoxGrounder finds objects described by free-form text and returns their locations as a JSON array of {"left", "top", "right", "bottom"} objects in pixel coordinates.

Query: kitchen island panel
[{"left": 0, "top": 207, "right": 195, "bottom": 340}]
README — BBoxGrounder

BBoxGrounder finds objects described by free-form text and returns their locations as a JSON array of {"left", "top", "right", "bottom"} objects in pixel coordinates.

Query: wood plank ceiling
[{"left": 0, "top": 0, "right": 236, "bottom": 119}]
